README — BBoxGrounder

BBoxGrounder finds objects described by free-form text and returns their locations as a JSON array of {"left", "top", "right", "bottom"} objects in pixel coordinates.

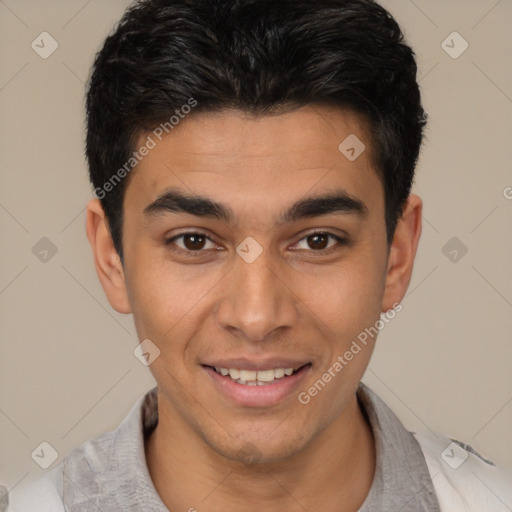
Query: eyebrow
[
  {"left": 144, "top": 188, "right": 233, "bottom": 222},
  {"left": 143, "top": 187, "right": 368, "bottom": 224}
]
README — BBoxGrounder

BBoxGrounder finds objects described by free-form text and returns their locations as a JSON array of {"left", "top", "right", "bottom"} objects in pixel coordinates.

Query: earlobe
[
  {"left": 381, "top": 194, "right": 422, "bottom": 312},
  {"left": 85, "top": 199, "right": 132, "bottom": 314}
]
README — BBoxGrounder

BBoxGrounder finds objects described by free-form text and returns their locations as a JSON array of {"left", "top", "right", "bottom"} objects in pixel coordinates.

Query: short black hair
[{"left": 86, "top": 0, "right": 427, "bottom": 259}]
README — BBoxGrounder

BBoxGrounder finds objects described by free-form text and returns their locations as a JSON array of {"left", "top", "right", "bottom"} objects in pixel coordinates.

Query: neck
[{"left": 146, "top": 393, "right": 375, "bottom": 512}]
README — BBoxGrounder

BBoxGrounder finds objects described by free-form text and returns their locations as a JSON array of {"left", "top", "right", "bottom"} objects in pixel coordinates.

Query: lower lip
[{"left": 203, "top": 365, "right": 311, "bottom": 407}]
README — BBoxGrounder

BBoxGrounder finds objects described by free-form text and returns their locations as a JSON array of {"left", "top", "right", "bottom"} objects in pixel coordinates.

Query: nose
[{"left": 216, "top": 247, "right": 299, "bottom": 342}]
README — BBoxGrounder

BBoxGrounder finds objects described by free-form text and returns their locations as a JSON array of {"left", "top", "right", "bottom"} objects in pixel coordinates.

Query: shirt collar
[
  {"left": 63, "top": 383, "right": 440, "bottom": 511},
  {"left": 356, "top": 383, "right": 441, "bottom": 512}
]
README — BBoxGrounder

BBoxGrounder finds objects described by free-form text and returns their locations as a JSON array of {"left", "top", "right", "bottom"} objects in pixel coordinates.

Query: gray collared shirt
[{"left": 55, "top": 383, "right": 440, "bottom": 511}]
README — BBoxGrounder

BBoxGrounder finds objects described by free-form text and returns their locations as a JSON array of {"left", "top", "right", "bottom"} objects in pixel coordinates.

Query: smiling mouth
[{"left": 204, "top": 364, "right": 311, "bottom": 386}]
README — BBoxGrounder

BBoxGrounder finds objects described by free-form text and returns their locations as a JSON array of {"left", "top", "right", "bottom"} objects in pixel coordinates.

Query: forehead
[{"left": 124, "top": 106, "right": 382, "bottom": 221}]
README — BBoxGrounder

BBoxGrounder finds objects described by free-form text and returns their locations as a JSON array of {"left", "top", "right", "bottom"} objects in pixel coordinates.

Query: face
[{"left": 88, "top": 106, "right": 418, "bottom": 464}]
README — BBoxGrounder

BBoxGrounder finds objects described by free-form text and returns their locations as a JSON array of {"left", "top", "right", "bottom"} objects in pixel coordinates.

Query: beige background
[{"left": 1, "top": 0, "right": 511, "bottom": 494}]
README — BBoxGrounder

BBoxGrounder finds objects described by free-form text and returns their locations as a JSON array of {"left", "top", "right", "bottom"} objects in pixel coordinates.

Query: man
[{"left": 7, "top": 0, "right": 511, "bottom": 510}]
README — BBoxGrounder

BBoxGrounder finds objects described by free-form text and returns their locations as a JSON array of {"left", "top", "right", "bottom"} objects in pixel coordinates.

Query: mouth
[
  {"left": 205, "top": 364, "right": 308, "bottom": 386},
  {"left": 202, "top": 363, "right": 312, "bottom": 407}
]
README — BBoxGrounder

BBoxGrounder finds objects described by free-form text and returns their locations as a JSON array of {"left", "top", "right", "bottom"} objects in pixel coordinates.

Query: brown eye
[
  {"left": 293, "top": 232, "right": 348, "bottom": 253},
  {"left": 182, "top": 234, "right": 207, "bottom": 250},
  {"left": 307, "top": 233, "right": 329, "bottom": 250},
  {"left": 165, "top": 232, "right": 217, "bottom": 253}
]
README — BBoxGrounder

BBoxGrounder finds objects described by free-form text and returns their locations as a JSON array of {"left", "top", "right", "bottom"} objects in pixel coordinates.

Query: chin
[{"left": 213, "top": 429, "right": 314, "bottom": 466}]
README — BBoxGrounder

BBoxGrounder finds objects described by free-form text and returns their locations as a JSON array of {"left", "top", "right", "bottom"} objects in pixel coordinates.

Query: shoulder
[
  {"left": 7, "top": 428, "right": 118, "bottom": 512},
  {"left": 7, "top": 465, "right": 64, "bottom": 512},
  {"left": 8, "top": 428, "right": 119, "bottom": 512},
  {"left": 7, "top": 390, "right": 154, "bottom": 512},
  {"left": 413, "top": 431, "right": 512, "bottom": 512}
]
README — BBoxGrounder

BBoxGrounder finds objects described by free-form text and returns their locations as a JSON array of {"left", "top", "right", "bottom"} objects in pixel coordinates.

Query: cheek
[
  {"left": 298, "top": 258, "right": 385, "bottom": 341},
  {"left": 124, "top": 250, "right": 219, "bottom": 343}
]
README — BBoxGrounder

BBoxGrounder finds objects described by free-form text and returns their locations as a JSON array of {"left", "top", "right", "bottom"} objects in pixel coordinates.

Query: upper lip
[{"left": 202, "top": 358, "right": 311, "bottom": 372}]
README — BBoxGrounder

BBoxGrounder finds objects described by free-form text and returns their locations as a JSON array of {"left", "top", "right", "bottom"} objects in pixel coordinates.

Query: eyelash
[
  {"left": 164, "top": 231, "right": 349, "bottom": 257},
  {"left": 164, "top": 232, "right": 218, "bottom": 257}
]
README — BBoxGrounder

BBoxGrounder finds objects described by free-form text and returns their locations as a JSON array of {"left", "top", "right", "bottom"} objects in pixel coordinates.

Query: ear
[
  {"left": 381, "top": 194, "right": 422, "bottom": 312},
  {"left": 85, "top": 199, "right": 131, "bottom": 314}
]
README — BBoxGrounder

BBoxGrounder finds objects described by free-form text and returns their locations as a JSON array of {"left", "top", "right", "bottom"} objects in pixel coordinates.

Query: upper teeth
[{"left": 214, "top": 367, "right": 294, "bottom": 382}]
